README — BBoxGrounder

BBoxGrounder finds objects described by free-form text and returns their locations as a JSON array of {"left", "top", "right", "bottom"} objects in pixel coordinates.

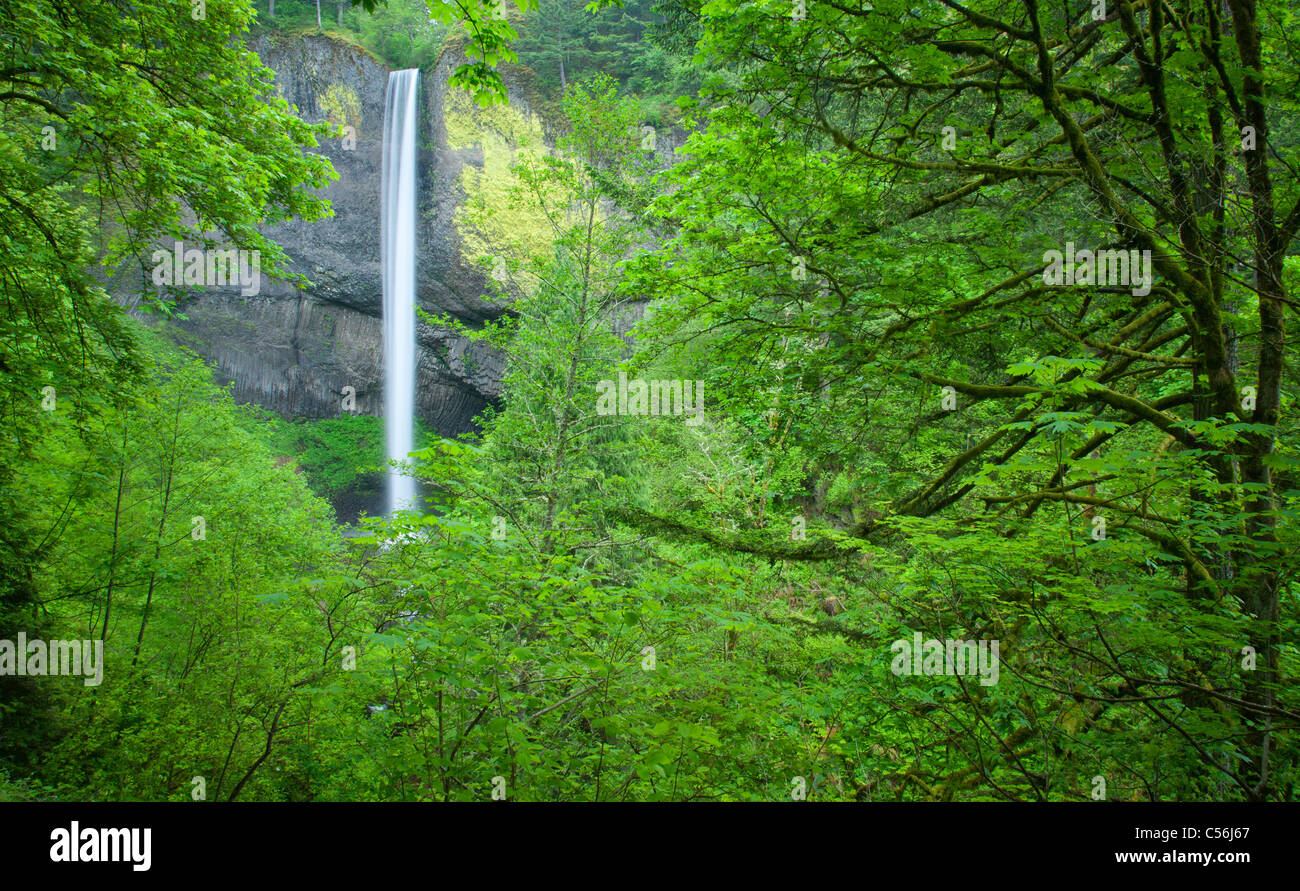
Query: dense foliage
[
  {"left": 1, "top": 0, "right": 1296, "bottom": 802},
  {"left": 252, "top": 0, "right": 700, "bottom": 115}
]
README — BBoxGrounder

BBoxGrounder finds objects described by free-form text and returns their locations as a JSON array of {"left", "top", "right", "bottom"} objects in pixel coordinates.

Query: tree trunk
[
  {"left": 100, "top": 421, "right": 131, "bottom": 642},
  {"left": 557, "top": 22, "right": 567, "bottom": 90},
  {"left": 1226, "top": 0, "right": 1286, "bottom": 801}
]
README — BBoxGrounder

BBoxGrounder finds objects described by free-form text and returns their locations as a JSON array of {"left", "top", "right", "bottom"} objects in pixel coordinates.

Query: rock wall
[{"left": 130, "top": 31, "right": 520, "bottom": 437}]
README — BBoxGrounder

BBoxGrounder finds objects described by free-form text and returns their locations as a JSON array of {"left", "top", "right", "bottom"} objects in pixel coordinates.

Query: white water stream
[{"left": 380, "top": 69, "right": 420, "bottom": 513}]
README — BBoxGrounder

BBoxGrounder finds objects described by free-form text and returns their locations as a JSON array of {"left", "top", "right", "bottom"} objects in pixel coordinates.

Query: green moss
[
  {"left": 251, "top": 413, "right": 440, "bottom": 501},
  {"left": 443, "top": 86, "right": 557, "bottom": 284},
  {"left": 257, "top": 413, "right": 384, "bottom": 498},
  {"left": 319, "top": 82, "right": 361, "bottom": 133},
  {"left": 253, "top": 21, "right": 387, "bottom": 68}
]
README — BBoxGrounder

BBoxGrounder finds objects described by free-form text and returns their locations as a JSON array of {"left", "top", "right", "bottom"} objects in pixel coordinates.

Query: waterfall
[{"left": 381, "top": 69, "right": 420, "bottom": 514}]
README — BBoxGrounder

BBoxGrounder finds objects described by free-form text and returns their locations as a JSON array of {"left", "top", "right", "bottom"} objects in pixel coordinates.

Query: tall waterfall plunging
[{"left": 380, "top": 69, "right": 419, "bottom": 514}]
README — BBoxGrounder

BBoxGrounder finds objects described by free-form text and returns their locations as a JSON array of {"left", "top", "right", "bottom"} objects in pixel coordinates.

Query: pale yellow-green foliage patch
[
  {"left": 443, "top": 87, "right": 564, "bottom": 289},
  {"left": 319, "top": 83, "right": 361, "bottom": 132}
]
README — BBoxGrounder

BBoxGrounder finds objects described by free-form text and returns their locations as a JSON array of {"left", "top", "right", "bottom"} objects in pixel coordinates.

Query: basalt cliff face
[{"left": 136, "top": 32, "right": 544, "bottom": 437}]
